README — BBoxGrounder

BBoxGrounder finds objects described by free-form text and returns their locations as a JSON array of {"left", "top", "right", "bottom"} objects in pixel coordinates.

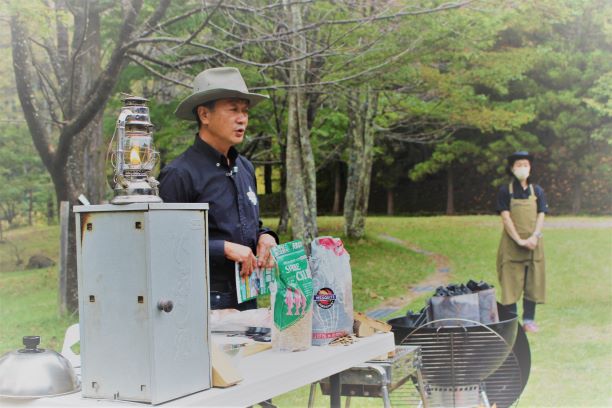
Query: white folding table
[{"left": 4, "top": 333, "right": 395, "bottom": 408}]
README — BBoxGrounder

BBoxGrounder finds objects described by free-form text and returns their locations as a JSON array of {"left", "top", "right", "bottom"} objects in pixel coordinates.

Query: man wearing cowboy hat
[{"left": 159, "top": 67, "right": 278, "bottom": 310}]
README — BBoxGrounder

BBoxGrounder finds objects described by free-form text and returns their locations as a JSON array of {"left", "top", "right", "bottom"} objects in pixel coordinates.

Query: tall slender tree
[
  {"left": 9, "top": 0, "right": 174, "bottom": 312},
  {"left": 283, "top": 0, "right": 319, "bottom": 244},
  {"left": 344, "top": 87, "right": 378, "bottom": 237}
]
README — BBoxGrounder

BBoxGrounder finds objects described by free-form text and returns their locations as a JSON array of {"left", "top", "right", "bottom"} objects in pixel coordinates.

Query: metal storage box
[{"left": 74, "top": 203, "right": 211, "bottom": 404}]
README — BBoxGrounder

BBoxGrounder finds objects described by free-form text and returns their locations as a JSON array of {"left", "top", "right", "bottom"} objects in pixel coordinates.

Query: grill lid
[{"left": 0, "top": 336, "right": 80, "bottom": 398}]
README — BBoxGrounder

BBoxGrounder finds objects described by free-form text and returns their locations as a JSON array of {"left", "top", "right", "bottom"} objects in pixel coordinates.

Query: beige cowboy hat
[{"left": 174, "top": 67, "right": 268, "bottom": 121}]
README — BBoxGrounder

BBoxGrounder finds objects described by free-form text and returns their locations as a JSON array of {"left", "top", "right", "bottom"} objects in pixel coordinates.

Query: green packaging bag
[{"left": 270, "top": 240, "right": 313, "bottom": 351}]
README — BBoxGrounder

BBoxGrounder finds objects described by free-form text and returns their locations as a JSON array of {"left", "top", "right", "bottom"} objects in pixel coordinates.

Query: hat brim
[
  {"left": 174, "top": 89, "right": 269, "bottom": 121},
  {"left": 507, "top": 153, "right": 533, "bottom": 164}
]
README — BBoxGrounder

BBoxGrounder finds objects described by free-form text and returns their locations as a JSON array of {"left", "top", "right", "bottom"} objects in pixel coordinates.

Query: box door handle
[{"left": 157, "top": 299, "right": 174, "bottom": 313}]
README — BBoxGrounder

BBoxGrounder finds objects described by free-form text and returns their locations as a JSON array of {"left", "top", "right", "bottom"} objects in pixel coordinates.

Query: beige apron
[{"left": 497, "top": 183, "right": 545, "bottom": 304}]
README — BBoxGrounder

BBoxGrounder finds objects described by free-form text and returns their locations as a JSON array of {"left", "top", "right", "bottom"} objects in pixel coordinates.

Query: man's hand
[
  {"left": 224, "top": 241, "right": 257, "bottom": 277},
  {"left": 256, "top": 233, "right": 277, "bottom": 268}
]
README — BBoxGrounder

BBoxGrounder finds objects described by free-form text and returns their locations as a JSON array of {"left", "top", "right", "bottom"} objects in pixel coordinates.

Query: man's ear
[{"left": 197, "top": 105, "right": 210, "bottom": 126}]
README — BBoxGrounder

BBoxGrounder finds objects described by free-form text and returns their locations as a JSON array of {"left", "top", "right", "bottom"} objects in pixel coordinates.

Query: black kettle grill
[{"left": 388, "top": 303, "right": 531, "bottom": 408}]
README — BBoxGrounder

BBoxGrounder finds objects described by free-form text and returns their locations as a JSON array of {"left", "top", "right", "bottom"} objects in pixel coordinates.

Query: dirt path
[
  {"left": 476, "top": 217, "right": 612, "bottom": 229},
  {"left": 366, "top": 234, "right": 452, "bottom": 318}
]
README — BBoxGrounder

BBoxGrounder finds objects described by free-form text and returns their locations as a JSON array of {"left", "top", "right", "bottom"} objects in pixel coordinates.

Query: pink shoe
[{"left": 523, "top": 321, "right": 539, "bottom": 333}]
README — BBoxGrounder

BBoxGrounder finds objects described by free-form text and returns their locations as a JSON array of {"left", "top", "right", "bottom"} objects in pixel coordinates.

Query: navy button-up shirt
[{"left": 158, "top": 135, "right": 277, "bottom": 289}]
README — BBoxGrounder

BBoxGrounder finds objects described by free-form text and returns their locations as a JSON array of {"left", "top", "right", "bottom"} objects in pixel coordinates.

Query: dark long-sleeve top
[{"left": 158, "top": 135, "right": 278, "bottom": 289}]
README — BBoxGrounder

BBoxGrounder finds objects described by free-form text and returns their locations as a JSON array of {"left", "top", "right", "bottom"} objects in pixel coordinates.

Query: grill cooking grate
[{"left": 392, "top": 319, "right": 523, "bottom": 408}]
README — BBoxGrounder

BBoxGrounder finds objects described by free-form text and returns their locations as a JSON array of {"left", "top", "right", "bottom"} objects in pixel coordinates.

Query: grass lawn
[
  {"left": 0, "top": 225, "right": 78, "bottom": 354},
  {"left": 1, "top": 216, "right": 611, "bottom": 407},
  {"left": 0, "top": 225, "right": 59, "bottom": 272},
  {"left": 364, "top": 216, "right": 612, "bottom": 407}
]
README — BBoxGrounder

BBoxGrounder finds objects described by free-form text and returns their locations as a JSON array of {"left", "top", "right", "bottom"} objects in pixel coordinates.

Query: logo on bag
[{"left": 314, "top": 288, "right": 336, "bottom": 309}]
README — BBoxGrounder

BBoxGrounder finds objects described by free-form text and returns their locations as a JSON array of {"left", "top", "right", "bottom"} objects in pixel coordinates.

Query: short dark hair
[{"left": 194, "top": 100, "right": 217, "bottom": 128}]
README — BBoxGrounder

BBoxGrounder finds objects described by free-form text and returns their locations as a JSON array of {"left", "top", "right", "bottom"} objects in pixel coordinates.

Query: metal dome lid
[{"left": 0, "top": 336, "right": 80, "bottom": 399}]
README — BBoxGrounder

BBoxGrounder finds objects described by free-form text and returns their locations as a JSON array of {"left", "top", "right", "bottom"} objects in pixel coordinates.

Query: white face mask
[{"left": 512, "top": 167, "right": 530, "bottom": 181}]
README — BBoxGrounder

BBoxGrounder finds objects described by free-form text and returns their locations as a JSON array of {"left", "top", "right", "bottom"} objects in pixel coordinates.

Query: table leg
[
  {"left": 308, "top": 383, "right": 317, "bottom": 408},
  {"left": 415, "top": 367, "right": 429, "bottom": 408},
  {"left": 330, "top": 373, "right": 341, "bottom": 408},
  {"left": 381, "top": 384, "right": 391, "bottom": 408}
]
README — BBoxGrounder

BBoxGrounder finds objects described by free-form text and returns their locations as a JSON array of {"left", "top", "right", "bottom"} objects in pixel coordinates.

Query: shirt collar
[
  {"left": 513, "top": 179, "right": 526, "bottom": 189},
  {"left": 192, "top": 134, "right": 238, "bottom": 165}
]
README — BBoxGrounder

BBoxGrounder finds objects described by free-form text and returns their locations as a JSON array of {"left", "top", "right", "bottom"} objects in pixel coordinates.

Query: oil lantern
[{"left": 109, "top": 96, "right": 162, "bottom": 204}]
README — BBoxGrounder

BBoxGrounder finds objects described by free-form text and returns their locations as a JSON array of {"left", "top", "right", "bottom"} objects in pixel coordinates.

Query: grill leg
[
  {"left": 345, "top": 396, "right": 351, "bottom": 408},
  {"left": 480, "top": 388, "right": 491, "bottom": 408},
  {"left": 308, "top": 382, "right": 317, "bottom": 408},
  {"left": 364, "top": 364, "right": 392, "bottom": 408}
]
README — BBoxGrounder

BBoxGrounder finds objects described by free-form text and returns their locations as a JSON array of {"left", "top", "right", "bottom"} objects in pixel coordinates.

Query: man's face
[{"left": 198, "top": 98, "right": 249, "bottom": 150}]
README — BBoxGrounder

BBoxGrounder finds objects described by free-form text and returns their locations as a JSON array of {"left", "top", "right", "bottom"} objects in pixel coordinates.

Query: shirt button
[{"left": 216, "top": 163, "right": 220, "bottom": 167}]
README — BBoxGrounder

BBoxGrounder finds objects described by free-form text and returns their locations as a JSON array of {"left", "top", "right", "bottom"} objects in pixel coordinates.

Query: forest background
[{"left": 0, "top": 0, "right": 610, "bottom": 313}]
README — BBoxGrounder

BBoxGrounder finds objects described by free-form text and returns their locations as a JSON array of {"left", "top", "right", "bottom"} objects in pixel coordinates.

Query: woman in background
[{"left": 496, "top": 151, "right": 548, "bottom": 333}]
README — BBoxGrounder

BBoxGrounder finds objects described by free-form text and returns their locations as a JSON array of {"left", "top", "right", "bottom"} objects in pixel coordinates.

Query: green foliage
[
  {"left": 514, "top": 0, "right": 612, "bottom": 208},
  {"left": 371, "top": 3, "right": 543, "bottom": 198},
  {"left": 478, "top": 130, "right": 543, "bottom": 185},
  {"left": 3, "top": 0, "right": 611, "bottom": 219},
  {"left": 399, "top": 0, "right": 611, "bottom": 208},
  {"left": 310, "top": 108, "right": 350, "bottom": 164},
  {"left": 373, "top": 140, "right": 427, "bottom": 192},
  {"left": 409, "top": 140, "right": 481, "bottom": 181},
  {"left": 148, "top": 101, "right": 194, "bottom": 168},
  {"left": 0, "top": 125, "right": 51, "bottom": 226}
]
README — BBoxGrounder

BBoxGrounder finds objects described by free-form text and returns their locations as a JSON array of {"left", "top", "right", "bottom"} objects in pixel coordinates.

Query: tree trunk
[
  {"left": 446, "top": 167, "right": 455, "bottom": 215},
  {"left": 47, "top": 194, "right": 55, "bottom": 225},
  {"left": 386, "top": 189, "right": 394, "bottom": 215},
  {"left": 344, "top": 88, "right": 378, "bottom": 238},
  {"left": 277, "top": 144, "right": 289, "bottom": 234},
  {"left": 82, "top": 114, "right": 106, "bottom": 203},
  {"left": 70, "top": 3, "right": 106, "bottom": 205},
  {"left": 276, "top": 98, "right": 289, "bottom": 235},
  {"left": 5, "top": 203, "right": 17, "bottom": 227},
  {"left": 284, "top": 0, "right": 318, "bottom": 244},
  {"left": 51, "top": 173, "right": 80, "bottom": 312},
  {"left": 264, "top": 126, "right": 273, "bottom": 194},
  {"left": 58, "top": 201, "right": 71, "bottom": 316},
  {"left": 60, "top": 4, "right": 104, "bottom": 313},
  {"left": 332, "top": 161, "right": 342, "bottom": 215},
  {"left": 28, "top": 189, "right": 33, "bottom": 226},
  {"left": 264, "top": 164, "right": 273, "bottom": 195},
  {"left": 572, "top": 177, "right": 582, "bottom": 214}
]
